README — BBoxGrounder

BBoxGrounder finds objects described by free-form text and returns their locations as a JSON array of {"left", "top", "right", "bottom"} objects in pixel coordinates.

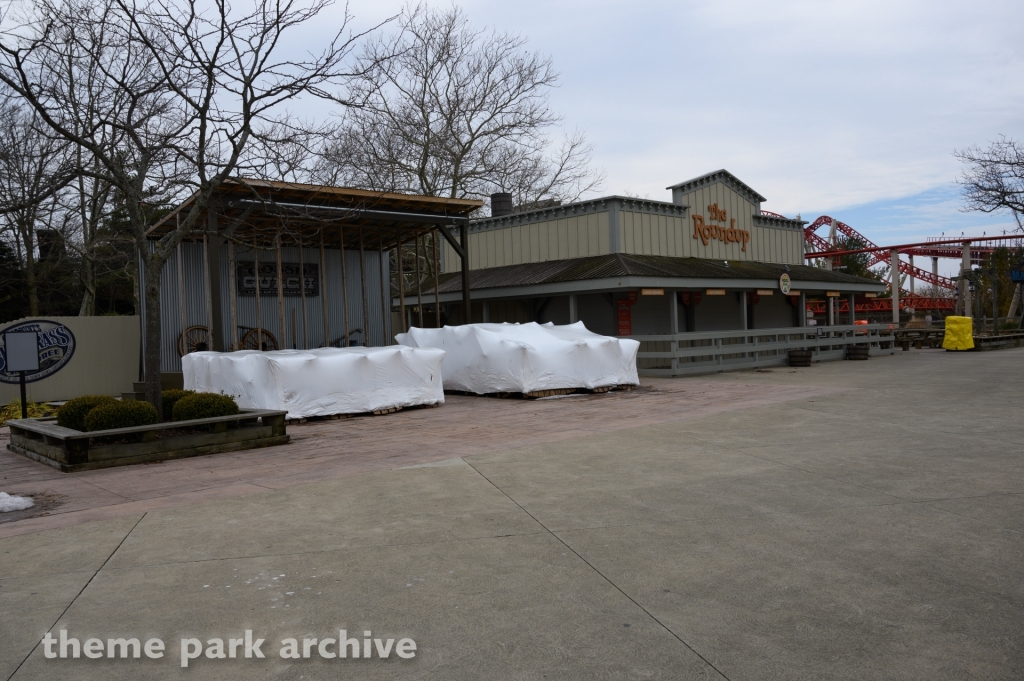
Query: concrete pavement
[{"left": 1, "top": 347, "right": 1022, "bottom": 679}]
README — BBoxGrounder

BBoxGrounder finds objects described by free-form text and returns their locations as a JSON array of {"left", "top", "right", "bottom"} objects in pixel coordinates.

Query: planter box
[{"left": 6, "top": 409, "right": 288, "bottom": 472}]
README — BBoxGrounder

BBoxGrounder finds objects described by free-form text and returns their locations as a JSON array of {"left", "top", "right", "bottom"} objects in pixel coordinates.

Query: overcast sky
[{"left": 339, "top": 1, "right": 1024, "bottom": 251}]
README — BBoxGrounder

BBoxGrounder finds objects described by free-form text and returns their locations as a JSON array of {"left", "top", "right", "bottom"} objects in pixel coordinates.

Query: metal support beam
[
  {"left": 961, "top": 242, "right": 972, "bottom": 318},
  {"left": 891, "top": 249, "right": 900, "bottom": 325},
  {"left": 848, "top": 293, "right": 856, "bottom": 325}
]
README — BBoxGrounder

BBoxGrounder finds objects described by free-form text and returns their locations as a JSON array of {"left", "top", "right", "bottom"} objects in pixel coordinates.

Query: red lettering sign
[{"left": 617, "top": 299, "right": 632, "bottom": 336}]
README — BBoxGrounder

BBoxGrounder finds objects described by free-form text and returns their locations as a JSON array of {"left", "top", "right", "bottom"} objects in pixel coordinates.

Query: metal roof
[
  {"left": 425, "top": 253, "right": 882, "bottom": 294},
  {"left": 147, "top": 179, "right": 483, "bottom": 250},
  {"left": 666, "top": 169, "right": 768, "bottom": 203}
]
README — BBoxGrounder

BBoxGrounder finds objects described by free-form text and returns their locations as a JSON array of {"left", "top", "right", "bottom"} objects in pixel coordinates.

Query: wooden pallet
[{"left": 447, "top": 384, "right": 638, "bottom": 400}]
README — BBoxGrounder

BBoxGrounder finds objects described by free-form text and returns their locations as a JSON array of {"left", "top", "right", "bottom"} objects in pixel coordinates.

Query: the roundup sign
[{"left": 0, "top": 319, "right": 77, "bottom": 384}]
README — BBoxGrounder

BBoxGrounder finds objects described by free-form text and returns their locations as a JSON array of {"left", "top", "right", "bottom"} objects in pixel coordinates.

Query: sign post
[{"left": 4, "top": 331, "right": 39, "bottom": 419}]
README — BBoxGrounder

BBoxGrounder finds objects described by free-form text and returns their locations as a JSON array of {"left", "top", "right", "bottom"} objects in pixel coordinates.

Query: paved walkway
[
  {"left": 1, "top": 348, "right": 1022, "bottom": 680},
  {"left": 0, "top": 377, "right": 841, "bottom": 538}
]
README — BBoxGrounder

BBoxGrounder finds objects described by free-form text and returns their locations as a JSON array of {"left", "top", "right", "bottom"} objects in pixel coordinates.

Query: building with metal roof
[
  {"left": 395, "top": 170, "right": 887, "bottom": 374},
  {"left": 147, "top": 179, "right": 481, "bottom": 373}
]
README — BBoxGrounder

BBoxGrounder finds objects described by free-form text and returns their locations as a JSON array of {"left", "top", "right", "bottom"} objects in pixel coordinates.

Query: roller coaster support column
[
  {"left": 960, "top": 242, "right": 972, "bottom": 318},
  {"left": 909, "top": 255, "right": 915, "bottom": 295},
  {"left": 890, "top": 249, "right": 900, "bottom": 325}
]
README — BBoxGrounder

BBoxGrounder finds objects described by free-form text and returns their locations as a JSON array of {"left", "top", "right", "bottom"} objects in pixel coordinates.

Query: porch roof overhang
[
  {"left": 146, "top": 179, "right": 483, "bottom": 251},
  {"left": 398, "top": 253, "right": 888, "bottom": 305}
]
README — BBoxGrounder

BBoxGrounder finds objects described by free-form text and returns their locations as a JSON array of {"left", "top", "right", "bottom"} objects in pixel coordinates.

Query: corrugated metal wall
[{"left": 155, "top": 241, "right": 391, "bottom": 372}]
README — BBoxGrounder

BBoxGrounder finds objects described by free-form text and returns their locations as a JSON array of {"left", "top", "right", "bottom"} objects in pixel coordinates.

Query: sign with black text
[{"left": 237, "top": 262, "right": 319, "bottom": 297}]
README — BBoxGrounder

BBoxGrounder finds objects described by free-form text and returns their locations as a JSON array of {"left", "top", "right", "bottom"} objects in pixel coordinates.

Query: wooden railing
[{"left": 630, "top": 324, "right": 897, "bottom": 377}]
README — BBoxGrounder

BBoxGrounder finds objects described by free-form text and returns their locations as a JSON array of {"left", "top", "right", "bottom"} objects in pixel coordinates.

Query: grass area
[{"left": 0, "top": 399, "right": 58, "bottom": 427}]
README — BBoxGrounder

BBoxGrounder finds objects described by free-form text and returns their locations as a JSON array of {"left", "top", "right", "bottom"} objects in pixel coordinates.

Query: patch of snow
[{"left": 0, "top": 492, "right": 33, "bottom": 513}]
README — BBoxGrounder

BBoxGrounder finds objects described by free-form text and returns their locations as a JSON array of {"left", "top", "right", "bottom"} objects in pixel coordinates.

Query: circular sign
[
  {"left": 0, "top": 319, "right": 76, "bottom": 384},
  {"left": 779, "top": 272, "right": 792, "bottom": 295}
]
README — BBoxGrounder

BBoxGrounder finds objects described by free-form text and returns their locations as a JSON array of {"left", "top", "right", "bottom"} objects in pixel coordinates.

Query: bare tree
[
  {"left": 0, "top": 100, "right": 77, "bottom": 316},
  {"left": 0, "top": 0, "right": 374, "bottom": 412},
  {"left": 322, "top": 4, "right": 602, "bottom": 208},
  {"left": 956, "top": 136, "right": 1024, "bottom": 230},
  {"left": 956, "top": 136, "right": 1024, "bottom": 316}
]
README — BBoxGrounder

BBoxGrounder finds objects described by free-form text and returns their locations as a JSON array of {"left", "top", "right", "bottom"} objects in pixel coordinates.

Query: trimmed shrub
[
  {"left": 172, "top": 392, "right": 239, "bottom": 422},
  {"left": 161, "top": 389, "right": 196, "bottom": 421},
  {"left": 56, "top": 395, "right": 118, "bottom": 432},
  {"left": 83, "top": 400, "right": 159, "bottom": 432}
]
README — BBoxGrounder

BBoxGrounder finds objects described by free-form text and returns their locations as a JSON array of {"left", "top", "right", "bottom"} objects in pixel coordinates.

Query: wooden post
[
  {"left": 275, "top": 232, "right": 286, "bottom": 347},
  {"left": 398, "top": 237, "right": 406, "bottom": 333},
  {"left": 253, "top": 237, "right": 263, "bottom": 349},
  {"left": 415, "top": 233, "right": 423, "bottom": 328},
  {"left": 378, "top": 229, "right": 389, "bottom": 345},
  {"left": 203, "top": 236, "right": 214, "bottom": 341},
  {"left": 433, "top": 230, "right": 441, "bottom": 328},
  {"left": 205, "top": 210, "right": 224, "bottom": 351},
  {"left": 848, "top": 293, "right": 856, "bottom": 325},
  {"left": 339, "top": 225, "right": 349, "bottom": 346},
  {"left": 460, "top": 222, "right": 471, "bottom": 324},
  {"left": 319, "top": 230, "right": 329, "bottom": 348},
  {"left": 299, "top": 233, "right": 308, "bottom": 349},
  {"left": 176, "top": 242, "right": 187, "bottom": 351},
  {"left": 359, "top": 225, "right": 370, "bottom": 346},
  {"left": 228, "top": 242, "right": 238, "bottom": 350}
]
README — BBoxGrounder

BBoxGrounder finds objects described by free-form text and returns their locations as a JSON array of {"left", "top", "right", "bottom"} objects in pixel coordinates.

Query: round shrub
[
  {"left": 161, "top": 389, "right": 195, "bottom": 422},
  {"left": 83, "top": 400, "right": 159, "bottom": 432},
  {"left": 56, "top": 395, "right": 118, "bottom": 431},
  {"left": 172, "top": 392, "right": 239, "bottom": 422}
]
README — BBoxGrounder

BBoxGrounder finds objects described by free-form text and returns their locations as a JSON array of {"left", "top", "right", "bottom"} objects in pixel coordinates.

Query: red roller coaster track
[{"left": 794, "top": 214, "right": 1022, "bottom": 312}]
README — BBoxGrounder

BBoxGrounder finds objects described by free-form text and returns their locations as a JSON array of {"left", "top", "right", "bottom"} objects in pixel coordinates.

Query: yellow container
[{"left": 942, "top": 316, "right": 974, "bottom": 351}]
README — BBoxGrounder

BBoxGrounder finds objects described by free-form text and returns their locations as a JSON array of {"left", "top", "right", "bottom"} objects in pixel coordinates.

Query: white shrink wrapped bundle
[
  {"left": 395, "top": 322, "right": 639, "bottom": 395},
  {"left": 182, "top": 346, "right": 446, "bottom": 419}
]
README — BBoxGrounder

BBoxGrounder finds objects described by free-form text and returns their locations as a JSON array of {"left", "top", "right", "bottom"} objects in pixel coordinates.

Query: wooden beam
[
  {"left": 433, "top": 230, "right": 440, "bottom": 328},
  {"left": 415, "top": 234, "right": 423, "bottom": 328},
  {"left": 275, "top": 232, "right": 286, "bottom": 347},
  {"left": 359, "top": 225, "right": 370, "bottom": 346},
  {"left": 320, "top": 230, "right": 329, "bottom": 348},
  {"left": 228, "top": 242, "right": 238, "bottom": 350},
  {"left": 299, "top": 233, "right": 308, "bottom": 349},
  {"left": 378, "top": 229, "right": 389, "bottom": 345},
  {"left": 339, "top": 224, "right": 349, "bottom": 346}
]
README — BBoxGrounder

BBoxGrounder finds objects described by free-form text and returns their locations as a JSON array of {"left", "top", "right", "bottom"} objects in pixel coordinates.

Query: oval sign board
[
  {"left": 779, "top": 272, "right": 792, "bottom": 295},
  {"left": 0, "top": 319, "right": 76, "bottom": 384}
]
